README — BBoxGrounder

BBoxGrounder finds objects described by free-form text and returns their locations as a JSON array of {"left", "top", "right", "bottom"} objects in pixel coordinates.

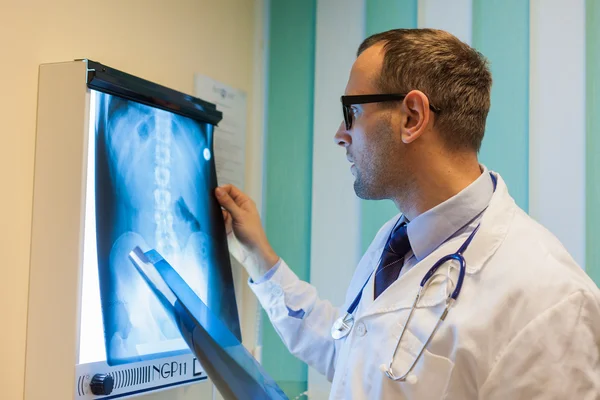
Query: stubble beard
[{"left": 352, "top": 118, "right": 400, "bottom": 200}]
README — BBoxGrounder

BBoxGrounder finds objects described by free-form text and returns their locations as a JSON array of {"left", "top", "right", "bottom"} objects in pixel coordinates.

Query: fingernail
[{"left": 215, "top": 187, "right": 224, "bottom": 197}]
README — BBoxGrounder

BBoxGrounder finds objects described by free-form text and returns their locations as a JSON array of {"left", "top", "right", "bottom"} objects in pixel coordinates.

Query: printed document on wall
[{"left": 194, "top": 74, "right": 248, "bottom": 190}]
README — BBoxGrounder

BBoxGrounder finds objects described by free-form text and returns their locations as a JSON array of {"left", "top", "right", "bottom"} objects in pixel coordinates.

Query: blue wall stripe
[
  {"left": 472, "top": 0, "right": 530, "bottom": 211},
  {"left": 362, "top": 0, "right": 418, "bottom": 252},
  {"left": 263, "top": 0, "right": 316, "bottom": 396},
  {"left": 587, "top": 0, "right": 600, "bottom": 283}
]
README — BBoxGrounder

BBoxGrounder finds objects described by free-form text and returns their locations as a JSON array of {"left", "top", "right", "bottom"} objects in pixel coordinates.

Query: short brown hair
[{"left": 358, "top": 29, "right": 492, "bottom": 152}]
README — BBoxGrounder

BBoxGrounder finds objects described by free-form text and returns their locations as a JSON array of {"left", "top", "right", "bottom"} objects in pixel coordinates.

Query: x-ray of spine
[{"left": 93, "top": 91, "right": 240, "bottom": 366}]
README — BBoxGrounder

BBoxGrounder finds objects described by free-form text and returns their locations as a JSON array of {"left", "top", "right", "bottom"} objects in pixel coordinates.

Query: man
[{"left": 215, "top": 29, "right": 600, "bottom": 399}]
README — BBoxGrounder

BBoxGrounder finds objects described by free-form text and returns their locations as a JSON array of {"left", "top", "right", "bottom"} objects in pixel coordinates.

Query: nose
[{"left": 334, "top": 121, "right": 351, "bottom": 148}]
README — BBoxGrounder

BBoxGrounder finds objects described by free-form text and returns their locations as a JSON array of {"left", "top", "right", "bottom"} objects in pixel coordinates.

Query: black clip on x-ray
[{"left": 128, "top": 247, "right": 288, "bottom": 400}]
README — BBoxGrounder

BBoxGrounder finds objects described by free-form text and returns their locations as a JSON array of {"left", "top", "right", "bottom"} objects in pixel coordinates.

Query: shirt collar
[{"left": 404, "top": 165, "right": 494, "bottom": 261}]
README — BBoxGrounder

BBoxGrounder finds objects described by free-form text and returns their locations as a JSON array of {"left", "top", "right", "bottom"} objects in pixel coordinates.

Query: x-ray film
[
  {"left": 128, "top": 247, "right": 288, "bottom": 400},
  {"left": 90, "top": 89, "right": 240, "bottom": 366}
]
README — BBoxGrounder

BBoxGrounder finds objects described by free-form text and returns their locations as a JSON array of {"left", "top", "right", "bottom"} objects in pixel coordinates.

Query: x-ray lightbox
[{"left": 24, "top": 60, "right": 241, "bottom": 399}]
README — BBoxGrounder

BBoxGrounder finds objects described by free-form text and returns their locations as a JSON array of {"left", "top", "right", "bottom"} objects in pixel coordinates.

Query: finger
[
  {"left": 218, "top": 184, "right": 252, "bottom": 210},
  {"left": 222, "top": 209, "right": 233, "bottom": 234},
  {"left": 215, "top": 186, "right": 243, "bottom": 220}
]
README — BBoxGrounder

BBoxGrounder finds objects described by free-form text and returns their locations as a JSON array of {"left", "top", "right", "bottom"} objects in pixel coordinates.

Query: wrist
[
  {"left": 264, "top": 252, "right": 280, "bottom": 272},
  {"left": 256, "top": 245, "right": 279, "bottom": 276},
  {"left": 227, "top": 232, "right": 279, "bottom": 281}
]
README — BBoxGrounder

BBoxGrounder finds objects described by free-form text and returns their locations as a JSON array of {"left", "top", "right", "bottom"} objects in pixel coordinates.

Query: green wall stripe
[
  {"left": 263, "top": 0, "right": 316, "bottom": 396},
  {"left": 472, "top": 0, "right": 530, "bottom": 211},
  {"left": 366, "top": 0, "right": 418, "bottom": 36},
  {"left": 587, "top": 0, "right": 600, "bottom": 282},
  {"left": 362, "top": 0, "right": 418, "bottom": 252}
]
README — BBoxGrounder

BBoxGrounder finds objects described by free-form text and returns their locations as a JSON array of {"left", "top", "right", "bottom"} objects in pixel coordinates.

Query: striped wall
[
  {"left": 529, "top": 0, "right": 586, "bottom": 266},
  {"left": 473, "top": 0, "right": 530, "bottom": 212},
  {"left": 263, "top": 0, "right": 316, "bottom": 397},
  {"left": 366, "top": 0, "right": 418, "bottom": 36},
  {"left": 263, "top": 0, "right": 598, "bottom": 398},
  {"left": 418, "top": 0, "right": 472, "bottom": 45},
  {"left": 587, "top": 0, "right": 600, "bottom": 282}
]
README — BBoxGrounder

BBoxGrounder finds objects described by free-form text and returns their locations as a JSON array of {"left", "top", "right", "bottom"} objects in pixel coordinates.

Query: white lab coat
[{"left": 249, "top": 173, "right": 600, "bottom": 399}]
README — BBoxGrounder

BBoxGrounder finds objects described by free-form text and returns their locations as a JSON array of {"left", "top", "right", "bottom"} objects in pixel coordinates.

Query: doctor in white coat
[{"left": 215, "top": 28, "right": 600, "bottom": 399}]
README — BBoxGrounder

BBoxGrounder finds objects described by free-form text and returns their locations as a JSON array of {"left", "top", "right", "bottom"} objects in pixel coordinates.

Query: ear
[{"left": 400, "top": 90, "right": 432, "bottom": 144}]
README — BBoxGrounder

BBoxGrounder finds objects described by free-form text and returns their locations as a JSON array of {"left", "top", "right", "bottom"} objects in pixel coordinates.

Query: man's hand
[{"left": 215, "top": 184, "right": 279, "bottom": 281}]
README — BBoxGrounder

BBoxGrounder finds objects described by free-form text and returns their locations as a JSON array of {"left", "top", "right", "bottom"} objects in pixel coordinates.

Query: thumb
[{"left": 215, "top": 187, "right": 243, "bottom": 220}]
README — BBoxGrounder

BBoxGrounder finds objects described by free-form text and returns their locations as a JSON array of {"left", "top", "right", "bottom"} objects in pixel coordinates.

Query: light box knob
[{"left": 90, "top": 373, "right": 114, "bottom": 396}]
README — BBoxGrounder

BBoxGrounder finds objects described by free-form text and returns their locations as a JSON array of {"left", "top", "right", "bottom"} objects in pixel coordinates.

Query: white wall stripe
[
  {"left": 309, "top": 0, "right": 364, "bottom": 398},
  {"left": 529, "top": 0, "right": 586, "bottom": 267},
  {"left": 417, "top": 0, "right": 472, "bottom": 45},
  {"left": 248, "top": 0, "right": 269, "bottom": 361}
]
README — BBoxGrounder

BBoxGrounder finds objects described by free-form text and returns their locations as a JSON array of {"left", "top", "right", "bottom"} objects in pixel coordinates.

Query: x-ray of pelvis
[{"left": 93, "top": 91, "right": 240, "bottom": 366}]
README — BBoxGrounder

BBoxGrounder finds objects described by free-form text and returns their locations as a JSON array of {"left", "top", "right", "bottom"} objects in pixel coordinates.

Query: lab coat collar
[
  {"left": 407, "top": 166, "right": 495, "bottom": 262},
  {"left": 360, "top": 172, "right": 515, "bottom": 318}
]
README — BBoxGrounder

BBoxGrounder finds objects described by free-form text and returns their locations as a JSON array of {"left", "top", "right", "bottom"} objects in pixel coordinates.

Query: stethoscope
[
  {"left": 331, "top": 173, "right": 495, "bottom": 381},
  {"left": 330, "top": 221, "right": 481, "bottom": 381}
]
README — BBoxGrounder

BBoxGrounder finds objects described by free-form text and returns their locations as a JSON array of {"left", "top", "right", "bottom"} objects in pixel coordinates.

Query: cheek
[
  {"left": 352, "top": 115, "right": 394, "bottom": 166},
  {"left": 348, "top": 127, "right": 365, "bottom": 155}
]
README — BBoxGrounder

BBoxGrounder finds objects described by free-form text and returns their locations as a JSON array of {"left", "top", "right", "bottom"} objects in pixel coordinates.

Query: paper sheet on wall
[
  {"left": 194, "top": 74, "right": 248, "bottom": 190},
  {"left": 194, "top": 74, "right": 249, "bottom": 335}
]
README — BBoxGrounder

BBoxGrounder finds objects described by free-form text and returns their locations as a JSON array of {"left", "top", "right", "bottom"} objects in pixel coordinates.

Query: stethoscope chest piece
[{"left": 331, "top": 312, "right": 355, "bottom": 340}]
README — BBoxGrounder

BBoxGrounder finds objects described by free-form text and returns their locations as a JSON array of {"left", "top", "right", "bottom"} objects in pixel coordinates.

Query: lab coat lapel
[
  {"left": 353, "top": 236, "right": 388, "bottom": 313},
  {"left": 362, "top": 237, "right": 466, "bottom": 317},
  {"left": 359, "top": 172, "right": 516, "bottom": 318}
]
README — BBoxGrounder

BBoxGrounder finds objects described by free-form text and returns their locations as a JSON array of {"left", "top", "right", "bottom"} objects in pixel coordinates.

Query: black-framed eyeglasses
[{"left": 341, "top": 94, "right": 441, "bottom": 130}]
